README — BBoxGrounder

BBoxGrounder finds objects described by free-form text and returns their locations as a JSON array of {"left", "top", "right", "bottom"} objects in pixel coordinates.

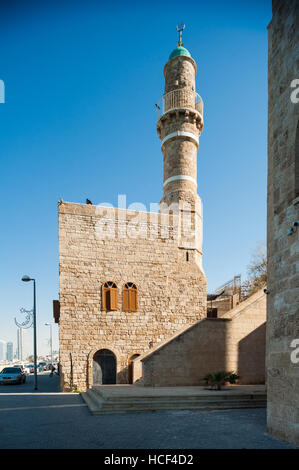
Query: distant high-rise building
[
  {"left": 6, "top": 342, "right": 13, "bottom": 362},
  {"left": 17, "top": 329, "right": 21, "bottom": 360},
  {"left": 0, "top": 340, "right": 6, "bottom": 361},
  {"left": 17, "top": 328, "right": 27, "bottom": 361}
]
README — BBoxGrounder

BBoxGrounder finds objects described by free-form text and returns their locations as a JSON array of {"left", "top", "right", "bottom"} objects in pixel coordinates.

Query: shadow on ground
[{"left": 0, "top": 373, "right": 297, "bottom": 449}]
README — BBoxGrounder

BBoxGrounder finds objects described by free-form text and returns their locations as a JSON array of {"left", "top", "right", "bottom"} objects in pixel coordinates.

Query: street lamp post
[
  {"left": 22, "top": 275, "right": 38, "bottom": 391},
  {"left": 45, "top": 323, "right": 53, "bottom": 367}
]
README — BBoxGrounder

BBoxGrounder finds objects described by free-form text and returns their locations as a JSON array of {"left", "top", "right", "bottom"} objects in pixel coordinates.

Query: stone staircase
[{"left": 81, "top": 385, "right": 267, "bottom": 414}]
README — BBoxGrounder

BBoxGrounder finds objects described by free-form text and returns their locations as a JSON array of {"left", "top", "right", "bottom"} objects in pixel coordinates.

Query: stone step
[
  {"left": 96, "top": 399, "right": 267, "bottom": 410},
  {"left": 84, "top": 400, "right": 267, "bottom": 414},
  {"left": 91, "top": 386, "right": 266, "bottom": 403},
  {"left": 81, "top": 389, "right": 267, "bottom": 414},
  {"left": 97, "top": 398, "right": 267, "bottom": 407},
  {"left": 81, "top": 390, "right": 103, "bottom": 413},
  {"left": 91, "top": 396, "right": 266, "bottom": 407}
]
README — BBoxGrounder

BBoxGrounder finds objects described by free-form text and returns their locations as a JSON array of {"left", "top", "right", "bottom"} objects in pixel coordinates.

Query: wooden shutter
[
  {"left": 129, "top": 288, "right": 138, "bottom": 312},
  {"left": 134, "top": 288, "right": 138, "bottom": 311},
  {"left": 102, "top": 285, "right": 108, "bottom": 311},
  {"left": 110, "top": 287, "right": 118, "bottom": 311},
  {"left": 123, "top": 288, "right": 129, "bottom": 311},
  {"left": 53, "top": 300, "right": 60, "bottom": 323}
]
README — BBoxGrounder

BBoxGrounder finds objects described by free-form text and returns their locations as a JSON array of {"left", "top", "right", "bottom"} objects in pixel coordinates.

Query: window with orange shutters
[
  {"left": 123, "top": 283, "right": 138, "bottom": 312},
  {"left": 102, "top": 281, "right": 118, "bottom": 311}
]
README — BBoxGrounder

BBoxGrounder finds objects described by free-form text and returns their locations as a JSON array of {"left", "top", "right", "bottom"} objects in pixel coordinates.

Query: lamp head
[{"left": 22, "top": 275, "right": 31, "bottom": 282}]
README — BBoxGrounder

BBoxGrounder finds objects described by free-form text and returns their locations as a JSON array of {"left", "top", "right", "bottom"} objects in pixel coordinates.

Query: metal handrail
[
  {"left": 156, "top": 88, "right": 203, "bottom": 119},
  {"left": 214, "top": 275, "right": 242, "bottom": 296}
]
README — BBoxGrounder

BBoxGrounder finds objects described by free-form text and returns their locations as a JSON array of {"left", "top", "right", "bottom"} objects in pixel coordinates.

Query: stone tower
[
  {"left": 157, "top": 28, "right": 204, "bottom": 269},
  {"left": 267, "top": 0, "right": 299, "bottom": 446},
  {"left": 56, "top": 31, "right": 207, "bottom": 392}
]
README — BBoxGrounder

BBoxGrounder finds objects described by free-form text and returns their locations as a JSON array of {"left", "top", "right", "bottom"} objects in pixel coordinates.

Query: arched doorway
[
  {"left": 128, "top": 354, "right": 140, "bottom": 384},
  {"left": 93, "top": 349, "right": 116, "bottom": 385}
]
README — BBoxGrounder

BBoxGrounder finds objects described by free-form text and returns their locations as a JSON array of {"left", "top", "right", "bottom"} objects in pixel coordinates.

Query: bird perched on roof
[{"left": 86, "top": 198, "right": 92, "bottom": 205}]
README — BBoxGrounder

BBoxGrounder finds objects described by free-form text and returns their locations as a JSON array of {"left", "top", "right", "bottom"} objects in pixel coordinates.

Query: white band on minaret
[
  {"left": 161, "top": 131, "right": 199, "bottom": 148},
  {"left": 163, "top": 175, "right": 197, "bottom": 188}
]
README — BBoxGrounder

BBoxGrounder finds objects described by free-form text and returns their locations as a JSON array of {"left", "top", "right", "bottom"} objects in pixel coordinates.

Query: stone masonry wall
[
  {"left": 208, "top": 297, "right": 232, "bottom": 317},
  {"left": 58, "top": 201, "right": 206, "bottom": 391},
  {"left": 138, "top": 289, "right": 266, "bottom": 386},
  {"left": 222, "top": 290, "right": 266, "bottom": 384},
  {"left": 140, "top": 318, "right": 231, "bottom": 386},
  {"left": 267, "top": 0, "right": 299, "bottom": 446},
  {"left": 164, "top": 56, "right": 196, "bottom": 94}
]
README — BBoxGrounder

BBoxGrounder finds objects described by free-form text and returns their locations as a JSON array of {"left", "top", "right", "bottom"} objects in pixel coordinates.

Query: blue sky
[{"left": 0, "top": 0, "right": 271, "bottom": 355}]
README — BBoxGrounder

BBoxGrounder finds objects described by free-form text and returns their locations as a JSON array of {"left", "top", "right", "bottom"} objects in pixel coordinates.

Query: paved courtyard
[{"left": 0, "top": 372, "right": 297, "bottom": 449}]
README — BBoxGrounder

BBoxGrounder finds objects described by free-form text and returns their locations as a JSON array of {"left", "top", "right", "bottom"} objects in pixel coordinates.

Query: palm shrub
[
  {"left": 227, "top": 373, "right": 239, "bottom": 384},
  {"left": 204, "top": 371, "right": 240, "bottom": 390}
]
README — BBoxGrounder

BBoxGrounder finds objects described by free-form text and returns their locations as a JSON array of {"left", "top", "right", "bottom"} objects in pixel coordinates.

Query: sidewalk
[{"left": 0, "top": 374, "right": 297, "bottom": 449}]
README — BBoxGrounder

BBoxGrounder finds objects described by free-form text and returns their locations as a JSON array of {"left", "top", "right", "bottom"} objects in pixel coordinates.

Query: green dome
[{"left": 169, "top": 46, "right": 191, "bottom": 60}]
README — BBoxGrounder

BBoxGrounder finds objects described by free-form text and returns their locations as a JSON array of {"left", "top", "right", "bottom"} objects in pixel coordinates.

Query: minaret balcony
[{"left": 156, "top": 88, "right": 203, "bottom": 120}]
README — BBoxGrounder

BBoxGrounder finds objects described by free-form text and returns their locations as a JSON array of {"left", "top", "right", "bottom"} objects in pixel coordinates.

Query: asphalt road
[
  {"left": 0, "top": 370, "right": 60, "bottom": 394},
  {"left": 0, "top": 372, "right": 297, "bottom": 449}
]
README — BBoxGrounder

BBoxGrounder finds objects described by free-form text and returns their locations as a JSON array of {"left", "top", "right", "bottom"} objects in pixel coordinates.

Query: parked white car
[
  {"left": 0, "top": 367, "right": 26, "bottom": 384},
  {"left": 23, "top": 365, "right": 30, "bottom": 374}
]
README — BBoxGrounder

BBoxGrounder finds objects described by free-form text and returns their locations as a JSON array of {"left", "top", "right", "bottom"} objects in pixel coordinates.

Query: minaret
[{"left": 157, "top": 25, "right": 204, "bottom": 268}]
